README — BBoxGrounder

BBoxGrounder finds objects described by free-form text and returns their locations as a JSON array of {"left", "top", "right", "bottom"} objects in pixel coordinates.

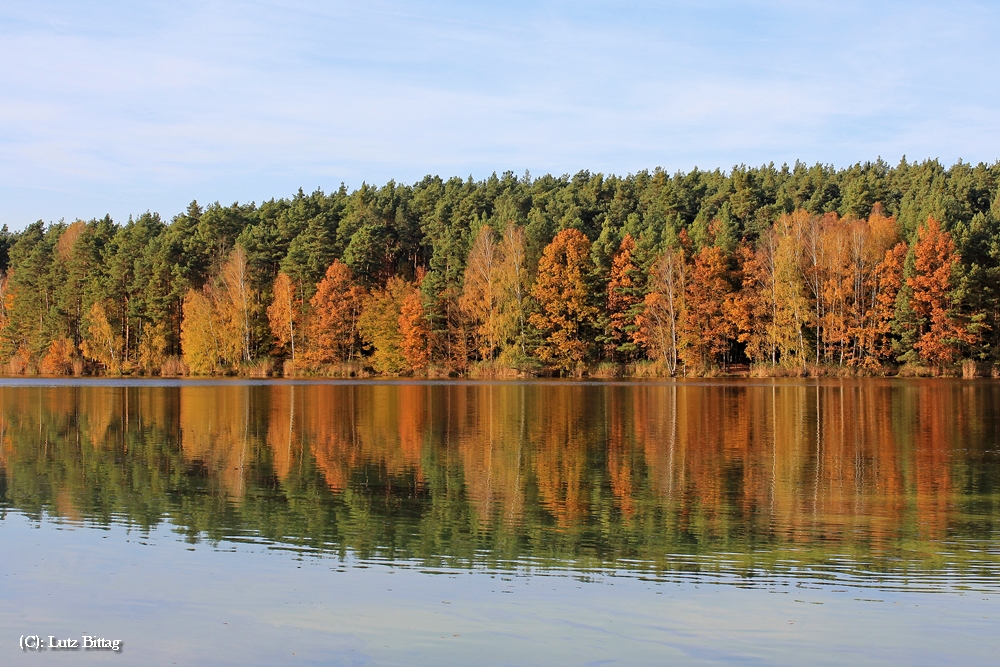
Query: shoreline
[{"left": 0, "top": 366, "right": 996, "bottom": 383}]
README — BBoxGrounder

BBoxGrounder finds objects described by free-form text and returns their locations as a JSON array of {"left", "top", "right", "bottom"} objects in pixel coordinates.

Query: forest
[{"left": 2, "top": 157, "right": 1000, "bottom": 377}]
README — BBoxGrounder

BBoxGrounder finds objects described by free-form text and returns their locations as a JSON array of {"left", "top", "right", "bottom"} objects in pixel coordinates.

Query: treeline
[{"left": 2, "top": 158, "right": 1000, "bottom": 376}]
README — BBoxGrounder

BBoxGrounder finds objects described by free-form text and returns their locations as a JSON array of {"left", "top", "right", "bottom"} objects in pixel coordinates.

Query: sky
[{"left": 2, "top": 0, "right": 999, "bottom": 229}]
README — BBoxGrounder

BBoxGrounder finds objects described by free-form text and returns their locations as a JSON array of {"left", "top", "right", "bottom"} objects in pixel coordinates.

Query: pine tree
[{"left": 605, "top": 234, "right": 642, "bottom": 361}]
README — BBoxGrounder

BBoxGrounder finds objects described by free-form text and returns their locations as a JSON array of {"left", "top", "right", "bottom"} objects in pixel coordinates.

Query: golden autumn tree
[
  {"left": 772, "top": 217, "right": 814, "bottom": 367},
  {"left": 80, "top": 300, "right": 124, "bottom": 374},
  {"left": 460, "top": 225, "right": 502, "bottom": 360},
  {"left": 743, "top": 212, "right": 812, "bottom": 369},
  {"left": 736, "top": 232, "right": 776, "bottom": 365},
  {"left": 633, "top": 247, "right": 685, "bottom": 374},
  {"left": 358, "top": 276, "right": 415, "bottom": 374},
  {"left": 496, "top": 224, "right": 532, "bottom": 362},
  {"left": 216, "top": 245, "right": 254, "bottom": 364},
  {"left": 843, "top": 206, "right": 904, "bottom": 367},
  {"left": 181, "top": 286, "right": 221, "bottom": 374},
  {"left": 529, "top": 228, "right": 599, "bottom": 369},
  {"left": 137, "top": 321, "right": 169, "bottom": 374},
  {"left": 908, "top": 217, "right": 975, "bottom": 365},
  {"left": 817, "top": 218, "right": 852, "bottom": 363},
  {"left": 306, "top": 260, "right": 366, "bottom": 364},
  {"left": 267, "top": 272, "right": 301, "bottom": 361},
  {"left": 605, "top": 234, "right": 641, "bottom": 360},
  {"left": 0, "top": 273, "right": 9, "bottom": 348}
]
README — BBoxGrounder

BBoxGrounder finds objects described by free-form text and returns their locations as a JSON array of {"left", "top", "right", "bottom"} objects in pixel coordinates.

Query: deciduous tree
[
  {"left": 181, "top": 287, "right": 221, "bottom": 374},
  {"left": 908, "top": 217, "right": 975, "bottom": 365},
  {"left": 81, "top": 301, "right": 124, "bottom": 374},
  {"left": 460, "top": 226, "right": 501, "bottom": 360},
  {"left": 306, "top": 260, "right": 366, "bottom": 364},
  {"left": 358, "top": 276, "right": 413, "bottom": 374},
  {"left": 529, "top": 229, "right": 599, "bottom": 369},
  {"left": 267, "top": 272, "right": 300, "bottom": 360},
  {"left": 633, "top": 247, "right": 685, "bottom": 374},
  {"left": 680, "top": 246, "right": 739, "bottom": 371}
]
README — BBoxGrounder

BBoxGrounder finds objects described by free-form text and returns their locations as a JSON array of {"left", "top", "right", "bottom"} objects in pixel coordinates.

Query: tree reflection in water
[{"left": 1, "top": 380, "right": 998, "bottom": 589}]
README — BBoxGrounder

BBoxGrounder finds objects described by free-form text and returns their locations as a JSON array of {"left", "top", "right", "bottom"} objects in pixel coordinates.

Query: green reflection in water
[{"left": 1, "top": 379, "right": 998, "bottom": 590}]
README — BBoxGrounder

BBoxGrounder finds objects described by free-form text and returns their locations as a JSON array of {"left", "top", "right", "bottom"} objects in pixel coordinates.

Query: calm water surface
[{"left": 1, "top": 379, "right": 998, "bottom": 665}]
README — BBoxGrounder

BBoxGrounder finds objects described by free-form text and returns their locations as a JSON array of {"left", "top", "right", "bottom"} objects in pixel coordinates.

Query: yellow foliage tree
[
  {"left": 634, "top": 247, "right": 685, "bottom": 374},
  {"left": 80, "top": 301, "right": 124, "bottom": 374},
  {"left": 138, "top": 321, "right": 169, "bottom": 374},
  {"left": 496, "top": 225, "right": 532, "bottom": 360},
  {"left": 217, "top": 246, "right": 254, "bottom": 363},
  {"left": 181, "top": 287, "right": 222, "bottom": 374},
  {"left": 267, "top": 272, "right": 300, "bottom": 361},
  {"left": 358, "top": 277, "right": 413, "bottom": 374}
]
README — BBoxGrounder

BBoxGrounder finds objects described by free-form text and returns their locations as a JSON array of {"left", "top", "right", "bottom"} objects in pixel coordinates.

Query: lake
[{"left": 1, "top": 379, "right": 998, "bottom": 665}]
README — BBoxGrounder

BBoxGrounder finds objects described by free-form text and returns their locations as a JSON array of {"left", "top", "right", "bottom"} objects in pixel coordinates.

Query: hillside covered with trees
[{"left": 3, "top": 158, "right": 1000, "bottom": 377}]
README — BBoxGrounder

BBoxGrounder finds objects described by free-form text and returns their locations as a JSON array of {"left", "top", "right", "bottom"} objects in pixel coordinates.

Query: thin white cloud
[{"left": 1, "top": 0, "right": 998, "bottom": 227}]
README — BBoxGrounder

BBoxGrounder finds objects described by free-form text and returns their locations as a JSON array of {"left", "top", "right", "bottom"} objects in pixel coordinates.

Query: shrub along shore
[{"left": 3, "top": 160, "right": 1000, "bottom": 379}]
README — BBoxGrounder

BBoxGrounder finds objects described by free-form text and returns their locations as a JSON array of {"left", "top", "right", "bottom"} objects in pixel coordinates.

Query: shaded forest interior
[{"left": 4, "top": 158, "right": 1000, "bottom": 376}]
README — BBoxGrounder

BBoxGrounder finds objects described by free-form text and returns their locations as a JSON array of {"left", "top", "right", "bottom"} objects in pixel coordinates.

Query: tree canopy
[{"left": 3, "top": 159, "right": 1000, "bottom": 376}]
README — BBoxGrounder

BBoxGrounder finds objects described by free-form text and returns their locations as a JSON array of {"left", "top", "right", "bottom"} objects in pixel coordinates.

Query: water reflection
[{"left": 1, "top": 380, "right": 998, "bottom": 589}]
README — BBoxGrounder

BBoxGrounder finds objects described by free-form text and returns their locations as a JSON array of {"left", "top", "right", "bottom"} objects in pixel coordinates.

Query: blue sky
[{"left": 2, "top": 1, "right": 999, "bottom": 228}]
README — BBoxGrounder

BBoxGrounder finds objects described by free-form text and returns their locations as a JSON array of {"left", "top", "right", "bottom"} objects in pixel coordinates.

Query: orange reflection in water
[{"left": 0, "top": 379, "right": 995, "bottom": 565}]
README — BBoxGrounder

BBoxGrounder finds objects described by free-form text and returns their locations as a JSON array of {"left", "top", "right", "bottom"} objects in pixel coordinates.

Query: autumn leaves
[
  {"left": 225, "top": 206, "right": 974, "bottom": 377},
  {"left": 258, "top": 261, "right": 429, "bottom": 375},
  {"left": 7, "top": 204, "right": 978, "bottom": 378},
  {"left": 630, "top": 210, "right": 972, "bottom": 373}
]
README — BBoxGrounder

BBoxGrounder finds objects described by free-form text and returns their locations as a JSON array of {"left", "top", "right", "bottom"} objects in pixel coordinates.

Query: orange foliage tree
[
  {"left": 358, "top": 276, "right": 426, "bottom": 374},
  {"left": 680, "top": 245, "right": 740, "bottom": 371},
  {"left": 858, "top": 241, "right": 907, "bottom": 366},
  {"left": 39, "top": 337, "right": 76, "bottom": 375},
  {"left": 399, "top": 284, "right": 430, "bottom": 371},
  {"left": 305, "top": 260, "right": 366, "bottom": 364},
  {"left": 908, "top": 217, "right": 975, "bottom": 365},
  {"left": 529, "top": 228, "right": 599, "bottom": 369},
  {"left": 633, "top": 247, "right": 685, "bottom": 374}
]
